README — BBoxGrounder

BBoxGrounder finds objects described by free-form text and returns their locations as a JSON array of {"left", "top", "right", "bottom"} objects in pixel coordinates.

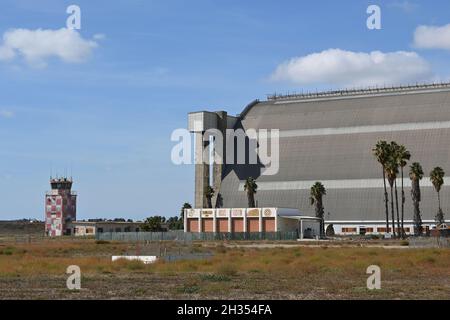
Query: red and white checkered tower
[{"left": 45, "top": 177, "right": 77, "bottom": 236}]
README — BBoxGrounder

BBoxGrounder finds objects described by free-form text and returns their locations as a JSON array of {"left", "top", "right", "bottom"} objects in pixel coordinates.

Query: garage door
[
  {"left": 202, "top": 219, "right": 214, "bottom": 232},
  {"left": 247, "top": 218, "right": 259, "bottom": 232},
  {"left": 216, "top": 218, "right": 229, "bottom": 233},
  {"left": 232, "top": 218, "right": 244, "bottom": 233},
  {"left": 263, "top": 218, "right": 275, "bottom": 232},
  {"left": 187, "top": 219, "right": 199, "bottom": 232}
]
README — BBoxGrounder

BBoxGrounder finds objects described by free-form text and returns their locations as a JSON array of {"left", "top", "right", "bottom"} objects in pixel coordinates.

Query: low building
[
  {"left": 184, "top": 207, "right": 321, "bottom": 239},
  {"left": 68, "top": 221, "right": 144, "bottom": 236},
  {"left": 325, "top": 221, "right": 432, "bottom": 236}
]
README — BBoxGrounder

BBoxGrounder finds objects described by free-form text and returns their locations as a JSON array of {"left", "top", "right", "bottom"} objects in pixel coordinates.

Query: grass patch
[
  {"left": 216, "top": 263, "right": 238, "bottom": 277},
  {"left": 95, "top": 240, "right": 110, "bottom": 245},
  {"left": 199, "top": 273, "right": 231, "bottom": 282},
  {"left": 177, "top": 284, "right": 200, "bottom": 294}
]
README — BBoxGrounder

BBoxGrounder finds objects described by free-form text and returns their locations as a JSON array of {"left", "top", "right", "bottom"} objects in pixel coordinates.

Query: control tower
[{"left": 45, "top": 177, "right": 77, "bottom": 236}]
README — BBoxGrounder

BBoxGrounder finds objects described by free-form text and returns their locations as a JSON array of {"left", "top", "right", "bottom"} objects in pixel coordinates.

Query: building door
[
  {"left": 262, "top": 218, "right": 275, "bottom": 232},
  {"left": 247, "top": 218, "right": 259, "bottom": 233},
  {"left": 187, "top": 219, "right": 199, "bottom": 232},
  {"left": 202, "top": 219, "right": 214, "bottom": 233},
  {"left": 232, "top": 219, "right": 244, "bottom": 233}
]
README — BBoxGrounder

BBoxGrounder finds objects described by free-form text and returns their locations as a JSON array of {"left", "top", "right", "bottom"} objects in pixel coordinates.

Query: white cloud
[
  {"left": 0, "top": 110, "right": 14, "bottom": 118},
  {"left": 270, "top": 49, "right": 433, "bottom": 87},
  {"left": 388, "top": 1, "right": 418, "bottom": 13},
  {"left": 93, "top": 33, "right": 106, "bottom": 40},
  {"left": 0, "top": 28, "right": 99, "bottom": 67},
  {"left": 414, "top": 24, "right": 450, "bottom": 50}
]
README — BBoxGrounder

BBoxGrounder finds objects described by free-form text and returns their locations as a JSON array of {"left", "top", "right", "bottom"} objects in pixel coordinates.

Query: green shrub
[
  {"left": 199, "top": 273, "right": 231, "bottom": 282},
  {"left": 1, "top": 248, "right": 14, "bottom": 255}
]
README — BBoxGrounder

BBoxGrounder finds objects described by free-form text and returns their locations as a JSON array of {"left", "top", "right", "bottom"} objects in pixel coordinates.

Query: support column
[
  {"left": 212, "top": 111, "right": 227, "bottom": 208},
  {"left": 300, "top": 220, "right": 303, "bottom": 240},
  {"left": 194, "top": 132, "right": 210, "bottom": 208}
]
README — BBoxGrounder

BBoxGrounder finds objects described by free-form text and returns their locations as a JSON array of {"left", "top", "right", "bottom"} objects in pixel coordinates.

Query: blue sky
[{"left": 1, "top": 0, "right": 450, "bottom": 220}]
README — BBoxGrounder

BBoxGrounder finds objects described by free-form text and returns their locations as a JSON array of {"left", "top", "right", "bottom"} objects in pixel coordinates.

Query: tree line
[{"left": 141, "top": 203, "right": 192, "bottom": 231}]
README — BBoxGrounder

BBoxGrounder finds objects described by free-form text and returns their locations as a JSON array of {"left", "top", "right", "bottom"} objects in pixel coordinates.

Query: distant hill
[{"left": 0, "top": 220, "right": 45, "bottom": 235}]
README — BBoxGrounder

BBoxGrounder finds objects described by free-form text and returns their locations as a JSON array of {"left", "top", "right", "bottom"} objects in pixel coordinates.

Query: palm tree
[
  {"left": 385, "top": 153, "right": 398, "bottom": 238},
  {"left": 396, "top": 145, "right": 411, "bottom": 238},
  {"left": 244, "top": 177, "right": 258, "bottom": 208},
  {"left": 180, "top": 202, "right": 192, "bottom": 229},
  {"left": 373, "top": 141, "right": 391, "bottom": 231},
  {"left": 310, "top": 182, "right": 326, "bottom": 238},
  {"left": 430, "top": 167, "right": 445, "bottom": 226},
  {"left": 388, "top": 142, "right": 404, "bottom": 238},
  {"left": 409, "top": 163, "right": 424, "bottom": 236},
  {"left": 205, "top": 186, "right": 215, "bottom": 208}
]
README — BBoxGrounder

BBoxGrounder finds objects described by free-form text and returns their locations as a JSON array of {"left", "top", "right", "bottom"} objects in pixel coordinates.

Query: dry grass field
[{"left": 0, "top": 238, "right": 449, "bottom": 299}]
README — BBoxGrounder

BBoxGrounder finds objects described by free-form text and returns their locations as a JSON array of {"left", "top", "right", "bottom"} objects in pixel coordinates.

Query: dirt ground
[{"left": 0, "top": 238, "right": 448, "bottom": 300}]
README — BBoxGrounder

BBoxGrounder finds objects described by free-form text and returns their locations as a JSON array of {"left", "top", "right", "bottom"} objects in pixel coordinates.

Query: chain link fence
[
  {"left": 409, "top": 237, "right": 450, "bottom": 248},
  {"left": 96, "top": 231, "right": 298, "bottom": 242}
]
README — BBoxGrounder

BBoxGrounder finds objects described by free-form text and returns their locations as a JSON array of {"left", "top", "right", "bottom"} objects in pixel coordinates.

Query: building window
[
  {"left": 115, "top": 227, "right": 122, "bottom": 232},
  {"left": 97, "top": 228, "right": 103, "bottom": 233},
  {"left": 342, "top": 227, "right": 357, "bottom": 233},
  {"left": 377, "top": 227, "right": 392, "bottom": 233}
]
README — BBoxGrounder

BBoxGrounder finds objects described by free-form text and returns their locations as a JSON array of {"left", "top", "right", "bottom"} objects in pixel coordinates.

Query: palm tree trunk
[
  {"left": 401, "top": 169, "right": 405, "bottom": 238},
  {"left": 390, "top": 185, "right": 396, "bottom": 238},
  {"left": 382, "top": 168, "right": 389, "bottom": 230},
  {"left": 438, "top": 191, "right": 441, "bottom": 212},
  {"left": 248, "top": 192, "right": 255, "bottom": 208},
  {"left": 394, "top": 180, "right": 401, "bottom": 238},
  {"left": 413, "top": 200, "right": 421, "bottom": 236},
  {"left": 318, "top": 198, "right": 324, "bottom": 238},
  {"left": 412, "top": 180, "right": 422, "bottom": 236}
]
